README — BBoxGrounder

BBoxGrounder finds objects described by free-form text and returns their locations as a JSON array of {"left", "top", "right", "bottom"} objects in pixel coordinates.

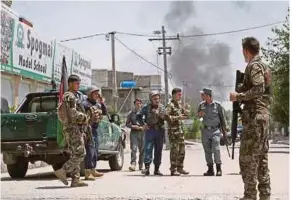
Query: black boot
[
  {"left": 154, "top": 165, "right": 163, "bottom": 176},
  {"left": 203, "top": 164, "right": 214, "bottom": 176},
  {"left": 216, "top": 164, "right": 222, "bottom": 176},
  {"left": 141, "top": 163, "right": 150, "bottom": 176},
  {"left": 170, "top": 170, "right": 181, "bottom": 176}
]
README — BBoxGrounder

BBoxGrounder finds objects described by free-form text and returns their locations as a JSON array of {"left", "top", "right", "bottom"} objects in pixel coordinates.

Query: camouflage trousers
[
  {"left": 169, "top": 131, "right": 185, "bottom": 171},
  {"left": 62, "top": 126, "right": 86, "bottom": 179},
  {"left": 239, "top": 112, "right": 271, "bottom": 199}
]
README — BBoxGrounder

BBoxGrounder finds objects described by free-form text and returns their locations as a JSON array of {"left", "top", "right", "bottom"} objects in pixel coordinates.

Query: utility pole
[
  {"left": 108, "top": 31, "right": 117, "bottom": 112},
  {"left": 182, "top": 81, "right": 187, "bottom": 106},
  {"left": 149, "top": 26, "right": 179, "bottom": 150},
  {"left": 149, "top": 26, "right": 179, "bottom": 105}
]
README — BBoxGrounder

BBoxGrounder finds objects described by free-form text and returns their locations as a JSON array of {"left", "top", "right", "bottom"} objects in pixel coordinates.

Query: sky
[{"left": 11, "top": 0, "right": 289, "bottom": 109}]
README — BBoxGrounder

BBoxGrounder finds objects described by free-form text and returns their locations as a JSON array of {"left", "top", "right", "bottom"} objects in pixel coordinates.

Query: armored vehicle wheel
[
  {"left": 109, "top": 145, "right": 124, "bottom": 171},
  {"left": 7, "top": 161, "right": 28, "bottom": 179}
]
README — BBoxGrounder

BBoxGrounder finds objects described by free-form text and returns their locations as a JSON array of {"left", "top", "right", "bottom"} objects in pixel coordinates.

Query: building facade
[
  {"left": 1, "top": 4, "right": 92, "bottom": 108},
  {"left": 91, "top": 69, "right": 163, "bottom": 114}
]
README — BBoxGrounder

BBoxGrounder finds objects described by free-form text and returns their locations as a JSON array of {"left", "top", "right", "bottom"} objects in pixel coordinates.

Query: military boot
[
  {"left": 170, "top": 170, "right": 181, "bottom": 176},
  {"left": 84, "top": 169, "right": 95, "bottom": 181},
  {"left": 71, "top": 178, "right": 89, "bottom": 187},
  {"left": 216, "top": 164, "right": 222, "bottom": 176},
  {"left": 54, "top": 168, "right": 69, "bottom": 185},
  {"left": 177, "top": 167, "right": 190, "bottom": 175},
  {"left": 203, "top": 164, "right": 215, "bottom": 176},
  {"left": 91, "top": 169, "right": 104, "bottom": 177},
  {"left": 154, "top": 165, "right": 163, "bottom": 176},
  {"left": 129, "top": 164, "right": 136, "bottom": 171},
  {"left": 259, "top": 195, "right": 270, "bottom": 200},
  {"left": 141, "top": 163, "right": 150, "bottom": 176}
]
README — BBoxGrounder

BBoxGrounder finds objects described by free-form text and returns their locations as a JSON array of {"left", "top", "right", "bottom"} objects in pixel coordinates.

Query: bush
[{"left": 184, "top": 118, "right": 202, "bottom": 140}]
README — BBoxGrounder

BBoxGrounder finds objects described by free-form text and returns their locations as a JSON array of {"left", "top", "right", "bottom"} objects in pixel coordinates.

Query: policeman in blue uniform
[
  {"left": 136, "top": 91, "right": 165, "bottom": 176},
  {"left": 197, "top": 88, "right": 227, "bottom": 176}
]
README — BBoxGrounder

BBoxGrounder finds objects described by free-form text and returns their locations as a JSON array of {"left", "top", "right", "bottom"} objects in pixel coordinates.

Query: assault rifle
[{"left": 231, "top": 70, "right": 245, "bottom": 159}]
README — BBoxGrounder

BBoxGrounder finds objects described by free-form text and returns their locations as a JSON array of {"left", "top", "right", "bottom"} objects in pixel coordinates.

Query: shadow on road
[
  {"left": 226, "top": 173, "right": 241, "bottom": 176},
  {"left": 1, "top": 172, "right": 57, "bottom": 181},
  {"left": 124, "top": 174, "right": 206, "bottom": 177},
  {"left": 269, "top": 146, "right": 289, "bottom": 149},
  {"left": 1, "top": 169, "right": 112, "bottom": 182},
  {"left": 36, "top": 186, "right": 70, "bottom": 189},
  {"left": 268, "top": 151, "right": 289, "bottom": 154}
]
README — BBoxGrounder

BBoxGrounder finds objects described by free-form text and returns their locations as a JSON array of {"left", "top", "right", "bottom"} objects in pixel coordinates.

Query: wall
[
  {"left": 108, "top": 71, "right": 134, "bottom": 88},
  {"left": 135, "top": 75, "right": 162, "bottom": 89},
  {"left": 101, "top": 88, "right": 141, "bottom": 114},
  {"left": 92, "top": 69, "right": 108, "bottom": 88}
]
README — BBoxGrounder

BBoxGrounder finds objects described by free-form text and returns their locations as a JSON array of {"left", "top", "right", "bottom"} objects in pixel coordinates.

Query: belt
[{"left": 203, "top": 125, "right": 219, "bottom": 130}]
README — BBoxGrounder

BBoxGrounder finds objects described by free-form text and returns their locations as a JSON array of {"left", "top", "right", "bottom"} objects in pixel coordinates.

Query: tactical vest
[
  {"left": 145, "top": 103, "right": 164, "bottom": 129},
  {"left": 242, "top": 59, "right": 272, "bottom": 107},
  {"left": 244, "top": 60, "right": 272, "bottom": 94}
]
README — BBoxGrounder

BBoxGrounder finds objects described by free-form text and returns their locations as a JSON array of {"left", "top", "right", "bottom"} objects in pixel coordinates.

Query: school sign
[{"left": 0, "top": 5, "right": 92, "bottom": 86}]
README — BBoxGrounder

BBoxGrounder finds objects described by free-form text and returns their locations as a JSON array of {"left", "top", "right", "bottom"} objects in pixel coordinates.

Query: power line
[
  {"left": 180, "top": 20, "right": 287, "bottom": 38},
  {"left": 115, "top": 36, "right": 175, "bottom": 92},
  {"left": 116, "top": 31, "right": 155, "bottom": 37},
  {"left": 60, "top": 33, "right": 106, "bottom": 42},
  {"left": 59, "top": 20, "right": 287, "bottom": 43},
  {"left": 114, "top": 36, "right": 165, "bottom": 73}
]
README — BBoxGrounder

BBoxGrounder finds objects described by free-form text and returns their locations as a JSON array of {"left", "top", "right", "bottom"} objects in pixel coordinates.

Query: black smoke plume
[{"left": 164, "top": 1, "right": 233, "bottom": 105}]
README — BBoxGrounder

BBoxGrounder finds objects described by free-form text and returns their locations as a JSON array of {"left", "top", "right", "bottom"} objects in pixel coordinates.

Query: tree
[{"left": 262, "top": 9, "right": 289, "bottom": 126}]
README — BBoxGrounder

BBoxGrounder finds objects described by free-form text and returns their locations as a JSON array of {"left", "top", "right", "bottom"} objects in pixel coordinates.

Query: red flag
[{"left": 59, "top": 56, "right": 68, "bottom": 104}]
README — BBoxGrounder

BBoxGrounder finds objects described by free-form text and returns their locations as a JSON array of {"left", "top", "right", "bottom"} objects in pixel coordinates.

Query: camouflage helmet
[
  {"left": 149, "top": 91, "right": 161, "bottom": 100},
  {"left": 86, "top": 86, "right": 100, "bottom": 98}
]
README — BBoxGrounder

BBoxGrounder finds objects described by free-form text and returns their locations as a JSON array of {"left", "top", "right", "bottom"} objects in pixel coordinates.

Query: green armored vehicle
[{"left": 1, "top": 89, "right": 126, "bottom": 179}]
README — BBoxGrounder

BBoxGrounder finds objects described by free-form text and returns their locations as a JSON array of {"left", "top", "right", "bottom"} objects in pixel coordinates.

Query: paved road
[{"left": 1, "top": 142, "right": 289, "bottom": 200}]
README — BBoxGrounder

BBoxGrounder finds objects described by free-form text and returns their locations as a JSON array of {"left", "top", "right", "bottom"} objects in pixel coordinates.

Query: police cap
[
  {"left": 68, "top": 74, "right": 81, "bottom": 83},
  {"left": 200, "top": 88, "right": 212, "bottom": 96}
]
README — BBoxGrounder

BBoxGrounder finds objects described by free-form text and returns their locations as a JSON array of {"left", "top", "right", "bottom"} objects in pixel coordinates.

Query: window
[
  {"left": 19, "top": 82, "right": 30, "bottom": 102},
  {"left": 29, "top": 96, "right": 57, "bottom": 112},
  {"left": 1, "top": 77, "right": 13, "bottom": 106}
]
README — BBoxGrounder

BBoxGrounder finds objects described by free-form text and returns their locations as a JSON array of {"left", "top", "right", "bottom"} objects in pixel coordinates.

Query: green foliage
[
  {"left": 184, "top": 117, "right": 202, "bottom": 140},
  {"left": 261, "top": 9, "right": 289, "bottom": 126},
  {"left": 9, "top": 106, "right": 17, "bottom": 113}
]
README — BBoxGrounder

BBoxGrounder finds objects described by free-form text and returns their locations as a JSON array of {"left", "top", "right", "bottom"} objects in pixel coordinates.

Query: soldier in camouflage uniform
[
  {"left": 165, "top": 88, "right": 189, "bottom": 176},
  {"left": 82, "top": 86, "right": 104, "bottom": 180},
  {"left": 230, "top": 37, "right": 271, "bottom": 200},
  {"left": 55, "top": 75, "right": 88, "bottom": 187},
  {"left": 126, "top": 98, "right": 144, "bottom": 171},
  {"left": 136, "top": 91, "right": 165, "bottom": 176}
]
